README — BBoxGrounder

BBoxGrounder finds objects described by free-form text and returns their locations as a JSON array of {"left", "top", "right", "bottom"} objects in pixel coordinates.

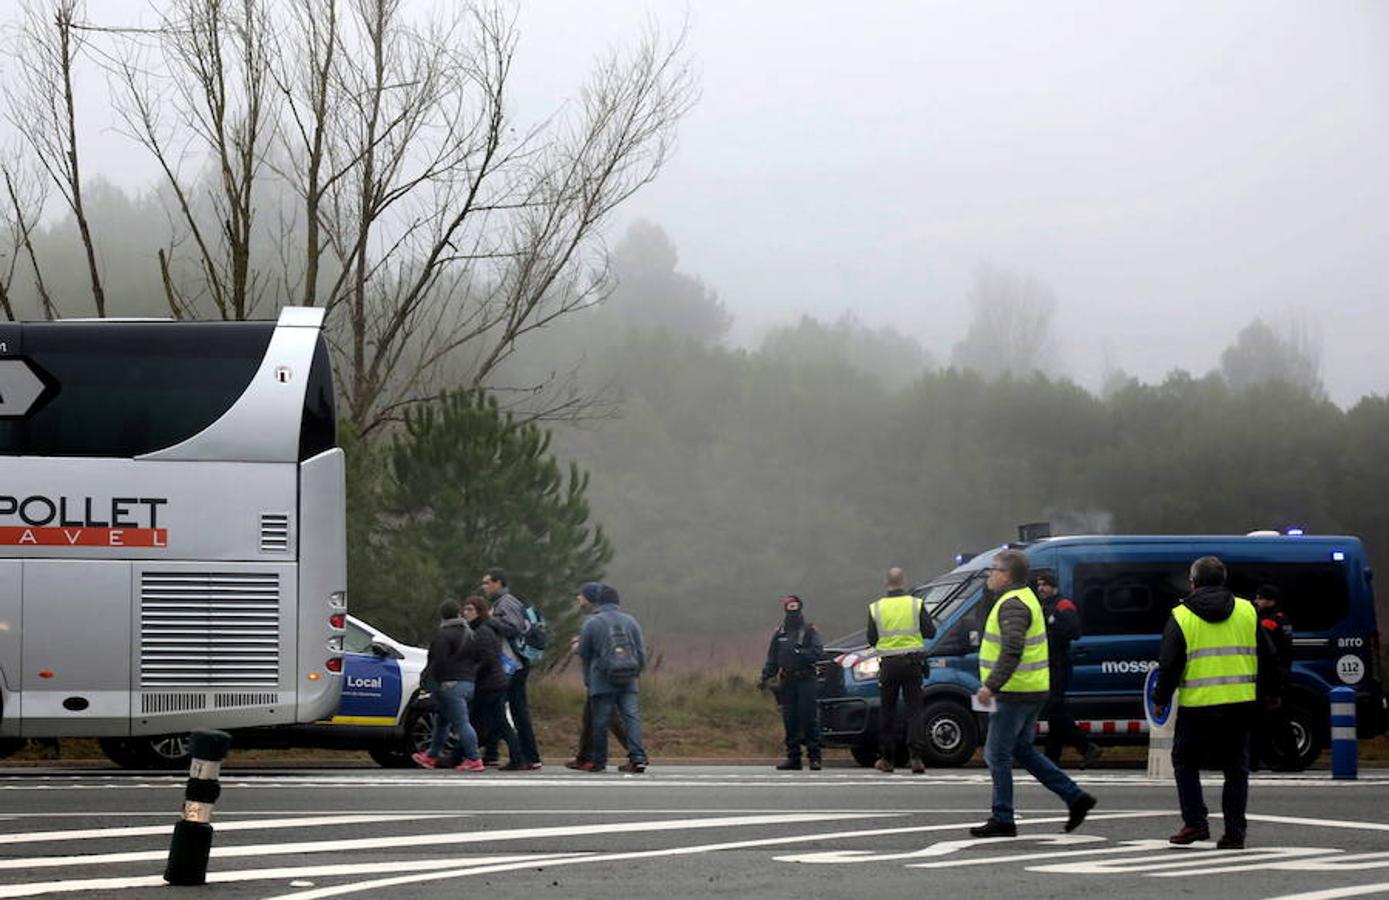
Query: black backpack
[{"left": 601, "top": 618, "right": 641, "bottom": 685}]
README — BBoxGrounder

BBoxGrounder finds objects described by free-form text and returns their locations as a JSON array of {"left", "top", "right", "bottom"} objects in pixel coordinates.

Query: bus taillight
[
  {"left": 328, "top": 613, "right": 345, "bottom": 629},
  {"left": 325, "top": 658, "right": 343, "bottom": 674}
]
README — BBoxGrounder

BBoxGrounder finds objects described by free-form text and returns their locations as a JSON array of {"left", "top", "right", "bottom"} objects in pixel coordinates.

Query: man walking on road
[
  {"left": 481, "top": 568, "right": 543, "bottom": 770},
  {"left": 971, "top": 549, "right": 1096, "bottom": 838},
  {"left": 576, "top": 583, "right": 649, "bottom": 773},
  {"left": 1036, "top": 572, "right": 1102, "bottom": 768},
  {"left": 1152, "top": 556, "right": 1281, "bottom": 849},
  {"left": 760, "top": 595, "right": 825, "bottom": 771},
  {"left": 867, "top": 567, "right": 935, "bottom": 774}
]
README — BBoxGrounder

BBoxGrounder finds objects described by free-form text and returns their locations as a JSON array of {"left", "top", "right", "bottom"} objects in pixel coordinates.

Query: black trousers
[
  {"left": 1250, "top": 703, "right": 1297, "bottom": 770},
  {"left": 1172, "top": 705, "right": 1252, "bottom": 838},
  {"left": 777, "top": 675, "right": 821, "bottom": 760},
  {"left": 575, "top": 695, "right": 628, "bottom": 763},
  {"left": 1043, "top": 664, "right": 1094, "bottom": 760},
  {"left": 877, "top": 655, "right": 924, "bottom": 760}
]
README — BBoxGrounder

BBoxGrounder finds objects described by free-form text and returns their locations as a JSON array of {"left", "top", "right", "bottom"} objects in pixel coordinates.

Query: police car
[{"left": 94, "top": 616, "right": 435, "bottom": 768}]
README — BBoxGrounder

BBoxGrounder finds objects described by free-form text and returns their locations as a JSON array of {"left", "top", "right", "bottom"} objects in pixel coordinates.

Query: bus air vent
[
  {"left": 260, "top": 514, "right": 291, "bottom": 552},
  {"left": 141, "top": 693, "right": 208, "bottom": 714},
  {"left": 140, "top": 572, "right": 281, "bottom": 688},
  {"left": 214, "top": 691, "right": 278, "bottom": 709}
]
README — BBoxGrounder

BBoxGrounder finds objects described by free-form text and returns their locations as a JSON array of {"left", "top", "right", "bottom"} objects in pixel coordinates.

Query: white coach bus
[{"left": 0, "top": 307, "right": 346, "bottom": 764}]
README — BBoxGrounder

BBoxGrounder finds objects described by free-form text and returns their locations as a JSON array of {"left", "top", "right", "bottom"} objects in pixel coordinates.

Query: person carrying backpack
[
  {"left": 759, "top": 595, "right": 824, "bottom": 771},
  {"left": 575, "top": 582, "right": 648, "bottom": 773},
  {"left": 480, "top": 568, "right": 543, "bottom": 770}
]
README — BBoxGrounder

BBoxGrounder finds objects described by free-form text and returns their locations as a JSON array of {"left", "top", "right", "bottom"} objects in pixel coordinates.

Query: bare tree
[
  {"left": 4, "top": 0, "right": 106, "bottom": 316},
  {"left": 0, "top": 159, "right": 56, "bottom": 320},
  {"left": 950, "top": 264, "right": 1060, "bottom": 380}
]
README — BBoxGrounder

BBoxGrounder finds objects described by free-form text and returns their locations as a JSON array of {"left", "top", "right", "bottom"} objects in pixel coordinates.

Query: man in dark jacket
[
  {"left": 413, "top": 599, "right": 483, "bottom": 771},
  {"left": 866, "top": 567, "right": 936, "bottom": 774},
  {"left": 1250, "top": 584, "right": 1295, "bottom": 770},
  {"left": 1036, "top": 572, "right": 1102, "bottom": 767},
  {"left": 480, "top": 568, "right": 542, "bottom": 770},
  {"left": 576, "top": 583, "right": 649, "bottom": 773},
  {"left": 1152, "top": 557, "right": 1283, "bottom": 849},
  {"left": 461, "top": 595, "right": 529, "bottom": 770},
  {"left": 760, "top": 595, "right": 825, "bottom": 771}
]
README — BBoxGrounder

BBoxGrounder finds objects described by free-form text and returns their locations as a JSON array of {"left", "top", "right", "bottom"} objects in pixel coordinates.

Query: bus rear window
[{"left": 0, "top": 322, "right": 273, "bottom": 458}]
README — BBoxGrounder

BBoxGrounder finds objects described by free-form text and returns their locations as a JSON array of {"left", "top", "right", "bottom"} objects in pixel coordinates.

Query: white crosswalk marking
[{"left": 0, "top": 814, "right": 465, "bottom": 845}]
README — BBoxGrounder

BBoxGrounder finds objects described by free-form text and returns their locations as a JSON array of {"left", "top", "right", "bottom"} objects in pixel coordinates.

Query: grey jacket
[
  {"left": 492, "top": 591, "right": 530, "bottom": 668},
  {"left": 984, "top": 588, "right": 1049, "bottom": 703}
]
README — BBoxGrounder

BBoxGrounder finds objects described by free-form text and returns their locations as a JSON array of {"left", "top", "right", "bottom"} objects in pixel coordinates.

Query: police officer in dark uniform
[
  {"left": 1036, "top": 572, "right": 1102, "bottom": 768},
  {"left": 760, "top": 595, "right": 825, "bottom": 770},
  {"left": 1251, "top": 584, "right": 1295, "bottom": 770}
]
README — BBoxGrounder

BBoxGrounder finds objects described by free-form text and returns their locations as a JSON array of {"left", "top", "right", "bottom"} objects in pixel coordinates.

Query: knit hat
[
  {"left": 599, "top": 584, "right": 621, "bottom": 605},
  {"left": 579, "top": 582, "right": 605, "bottom": 604},
  {"left": 781, "top": 594, "right": 803, "bottom": 611}
]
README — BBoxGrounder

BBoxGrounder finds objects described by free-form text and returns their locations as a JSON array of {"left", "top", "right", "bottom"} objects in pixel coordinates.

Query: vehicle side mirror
[{"left": 370, "top": 640, "right": 403, "bottom": 660}]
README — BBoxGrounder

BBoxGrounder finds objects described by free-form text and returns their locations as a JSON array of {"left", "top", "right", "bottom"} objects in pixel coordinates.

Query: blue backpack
[{"left": 515, "top": 597, "right": 549, "bottom": 663}]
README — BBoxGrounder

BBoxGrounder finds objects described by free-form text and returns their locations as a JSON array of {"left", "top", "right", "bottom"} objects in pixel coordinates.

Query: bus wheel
[
  {"left": 849, "top": 743, "right": 879, "bottom": 768},
  {"left": 920, "top": 700, "right": 978, "bottom": 768}
]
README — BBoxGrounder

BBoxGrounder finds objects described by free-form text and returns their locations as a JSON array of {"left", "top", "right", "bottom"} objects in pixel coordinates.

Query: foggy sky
[{"left": 3, "top": 0, "right": 1386, "bottom": 402}]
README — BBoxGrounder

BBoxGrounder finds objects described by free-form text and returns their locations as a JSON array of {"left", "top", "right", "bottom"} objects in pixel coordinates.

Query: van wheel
[
  {"left": 368, "top": 745, "right": 412, "bottom": 768},
  {"left": 99, "top": 738, "right": 150, "bottom": 768},
  {"left": 1276, "top": 703, "right": 1323, "bottom": 772},
  {"left": 920, "top": 700, "right": 978, "bottom": 768},
  {"left": 849, "top": 744, "right": 879, "bottom": 768}
]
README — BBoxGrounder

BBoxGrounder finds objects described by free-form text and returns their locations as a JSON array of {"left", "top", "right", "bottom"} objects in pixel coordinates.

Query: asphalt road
[{"left": 1, "top": 764, "right": 1388, "bottom": 899}]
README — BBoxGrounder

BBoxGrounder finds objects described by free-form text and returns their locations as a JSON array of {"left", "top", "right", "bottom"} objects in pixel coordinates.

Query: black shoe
[
  {"left": 969, "top": 818, "right": 1017, "bottom": 838},
  {"left": 1216, "top": 834, "right": 1245, "bottom": 850},
  {"left": 618, "top": 761, "right": 647, "bottom": 773},
  {"left": 910, "top": 757, "right": 926, "bottom": 774},
  {"left": 776, "top": 758, "right": 802, "bottom": 771},
  {"left": 1065, "top": 793, "right": 1097, "bottom": 833},
  {"left": 808, "top": 759, "right": 822, "bottom": 771},
  {"left": 499, "top": 761, "right": 526, "bottom": 771},
  {"left": 1168, "top": 824, "right": 1210, "bottom": 845},
  {"left": 874, "top": 758, "right": 894, "bottom": 773},
  {"left": 1080, "top": 745, "right": 1103, "bottom": 770}
]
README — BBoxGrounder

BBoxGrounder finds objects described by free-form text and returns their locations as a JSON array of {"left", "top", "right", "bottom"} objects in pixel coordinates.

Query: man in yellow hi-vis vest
[
  {"left": 1152, "top": 556, "right": 1281, "bottom": 850},
  {"left": 867, "top": 567, "right": 935, "bottom": 773},
  {"left": 970, "top": 550, "right": 1097, "bottom": 838}
]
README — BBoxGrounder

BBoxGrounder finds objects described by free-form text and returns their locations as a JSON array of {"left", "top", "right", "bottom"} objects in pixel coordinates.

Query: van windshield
[{"left": 916, "top": 572, "right": 985, "bottom": 622}]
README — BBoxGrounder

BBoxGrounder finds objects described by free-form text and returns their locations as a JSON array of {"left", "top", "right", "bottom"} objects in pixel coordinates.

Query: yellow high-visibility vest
[
  {"left": 1173, "top": 597, "right": 1258, "bottom": 707},
  {"left": 870, "top": 594, "right": 925, "bottom": 656},
  {"left": 979, "top": 587, "right": 1050, "bottom": 694}
]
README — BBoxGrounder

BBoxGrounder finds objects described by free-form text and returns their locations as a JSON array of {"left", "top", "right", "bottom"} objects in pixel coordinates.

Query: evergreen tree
[{"left": 350, "top": 389, "right": 613, "bottom": 645}]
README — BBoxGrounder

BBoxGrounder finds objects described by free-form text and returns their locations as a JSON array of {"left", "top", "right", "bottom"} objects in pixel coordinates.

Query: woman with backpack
[
  {"left": 461, "top": 595, "right": 531, "bottom": 771},
  {"left": 412, "top": 599, "right": 485, "bottom": 771}
]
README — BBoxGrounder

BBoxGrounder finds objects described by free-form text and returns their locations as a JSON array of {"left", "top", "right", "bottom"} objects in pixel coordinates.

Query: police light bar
[{"left": 1286, "top": 527, "right": 1305, "bottom": 536}]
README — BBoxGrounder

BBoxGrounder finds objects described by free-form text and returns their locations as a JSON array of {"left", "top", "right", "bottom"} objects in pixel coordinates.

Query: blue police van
[
  {"left": 86, "top": 616, "right": 433, "bottom": 768},
  {"left": 817, "top": 530, "right": 1388, "bottom": 770}
]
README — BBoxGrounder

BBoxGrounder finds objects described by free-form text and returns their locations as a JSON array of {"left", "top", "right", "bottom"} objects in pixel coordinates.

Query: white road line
[
  {"left": 0, "top": 812, "right": 892, "bottom": 872},
  {"left": 1033, "top": 846, "right": 1336, "bottom": 875},
  {"left": 265, "top": 812, "right": 1176, "bottom": 900},
  {"left": 0, "top": 854, "right": 580, "bottom": 899},
  {"left": 1245, "top": 814, "right": 1389, "bottom": 833},
  {"left": 1264, "top": 883, "right": 1389, "bottom": 900},
  {"left": 775, "top": 834, "right": 1103, "bottom": 864},
  {"left": 907, "top": 839, "right": 1178, "bottom": 869},
  {"left": 0, "top": 814, "right": 465, "bottom": 845}
]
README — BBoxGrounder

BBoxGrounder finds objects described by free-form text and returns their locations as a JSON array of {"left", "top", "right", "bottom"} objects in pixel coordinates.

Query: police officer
[
  {"left": 867, "top": 567, "right": 935, "bottom": 774},
  {"left": 1251, "top": 584, "right": 1295, "bottom": 770},
  {"left": 971, "top": 550, "right": 1096, "bottom": 837},
  {"left": 1036, "top": 572, "right": 1102, "bottom": 768},
  {"left": 759, "top": 595, "right": 825, "bottom": 771},
  {"left": 1152, "top": 556, "right": 1282, "bottom": 849}
]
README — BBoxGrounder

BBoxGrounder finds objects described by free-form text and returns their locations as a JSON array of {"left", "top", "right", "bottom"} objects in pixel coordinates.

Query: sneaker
[
  {"left": 410, "top": 751, "right": 438, "bottom": 769},
  {"left": 1216, "top": 834, "right": 1245, "bottom": 850},
  {"left": 910, "top": 757, "right": 926, "bottom": 775},
  {"left": 575, "top": 762, "right": 605, "bottom": 772},
  {"left": 1168, "top": 824, "right": 1210, "bottom": 845},
  {"left": 525, "top": 761, "right": 544, "bottom": 771},
  {"left": 618, "top": 761, "right": 647, "bottom": 773},
  {"left": 564, "top": 759, "right": 588, "bottom": 770},
  {"left": 776, "top": 758, "right": 803, "bottom": 771},
  {"left": 455, "top": 758, "right": 485, "bottom": 772},
  {"left": 874, "top": 758, "right": 894, "bottom": 773},
  {"left": 1080, "top": 745, "right": 1104, "bottom": 770},
  {"left": 482, "top": 759, "right": 500, "bottom": 768},
  {"left": 808, "top": 759, "right": 822, "bottom": 771},
  {"left": 969, "top": 818, "right": 1017, "bottom": 838},
  {"left": 1065, "top": 793, "right": 1097, "bottom": 833}
]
